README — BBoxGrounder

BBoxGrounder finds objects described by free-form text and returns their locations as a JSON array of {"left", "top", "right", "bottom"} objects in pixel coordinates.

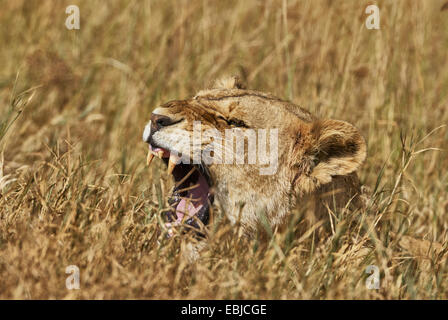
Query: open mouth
[{"left": 146, "top": 145, "right": 213, "bottom": 236}]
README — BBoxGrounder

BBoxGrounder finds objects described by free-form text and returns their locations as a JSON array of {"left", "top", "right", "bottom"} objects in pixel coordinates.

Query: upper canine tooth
[
  {"left": 157, "top": 151, "right": 164, "bottom": 158},
  {"left": 167, "top": 160, "right": 176, "bottom": 174},
  {"left": 167, "top": 154, "right": 180, "bottom": 174},
  {"left": 146, "top": 151, "right": 154, "bottom": 166}
]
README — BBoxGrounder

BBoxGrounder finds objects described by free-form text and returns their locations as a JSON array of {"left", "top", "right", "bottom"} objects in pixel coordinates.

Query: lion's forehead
[{"left": 154, "top": 89, "right": 314, "bottom": 127}]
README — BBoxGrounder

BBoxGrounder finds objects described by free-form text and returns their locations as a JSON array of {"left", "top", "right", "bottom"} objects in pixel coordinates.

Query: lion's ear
[
  {"left": 303, "top": 119, "right": 366, "bottom": 188},
  {"left": 212, "top": 75, "right": 246, "bottom": 90}
]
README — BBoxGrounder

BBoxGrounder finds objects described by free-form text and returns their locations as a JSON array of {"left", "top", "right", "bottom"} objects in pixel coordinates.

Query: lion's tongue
[
  {"left": 175, "top": 199, "right": 203, "bottom": 222},
  {"left": 174, "top": 173, "right": 209, "bottom": 223}
]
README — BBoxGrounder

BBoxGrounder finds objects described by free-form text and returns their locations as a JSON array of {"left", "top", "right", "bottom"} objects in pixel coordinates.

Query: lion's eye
[
  {"left": 218, "top": 116, "right": 247, "bottom": 128},
  {"left": 228, "top": 118, "right": 247, "bottom": 127}
]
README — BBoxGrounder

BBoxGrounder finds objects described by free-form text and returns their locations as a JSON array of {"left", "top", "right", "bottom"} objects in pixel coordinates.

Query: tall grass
[{"left": 0, "top": 0, "right": 447, "bottom": 299}]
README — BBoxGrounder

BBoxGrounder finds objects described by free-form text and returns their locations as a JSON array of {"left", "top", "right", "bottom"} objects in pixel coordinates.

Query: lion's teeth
[
  {"left": 157, "top": 151, "right": 164, "bottom": 158},
  {"left": 146, "top": 151, "right": 154, "bottom": 166},
  {"left": 167, "top": 154, "right": 180, "bottom": 174},
  {"left": 167, "top": 161, "right": 176, "bottom": 174}
]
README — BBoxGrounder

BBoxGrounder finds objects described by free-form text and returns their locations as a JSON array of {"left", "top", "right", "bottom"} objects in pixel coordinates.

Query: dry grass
[{"left": 0, "top": 0, "right": 448, "bottom": 299}]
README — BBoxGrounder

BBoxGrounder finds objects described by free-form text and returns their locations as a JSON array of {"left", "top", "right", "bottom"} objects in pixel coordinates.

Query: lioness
[{"left": 143, "top": 76, "right": 366, "bottom": 249}]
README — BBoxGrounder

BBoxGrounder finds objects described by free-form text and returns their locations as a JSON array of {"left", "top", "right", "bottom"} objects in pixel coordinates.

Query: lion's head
[{"left": 143, "top": 76, "right": 366, "bottom": 235}]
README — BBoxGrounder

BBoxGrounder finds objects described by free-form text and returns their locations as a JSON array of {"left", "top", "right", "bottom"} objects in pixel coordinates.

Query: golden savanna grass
[{"left": 0, "top": 0, "right": 448, "bottom": 299}]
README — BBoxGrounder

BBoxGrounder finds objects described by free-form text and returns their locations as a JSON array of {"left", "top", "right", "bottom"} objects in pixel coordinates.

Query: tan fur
[{"left": 148, "top": 76, "right": 367, "bottom": 240}]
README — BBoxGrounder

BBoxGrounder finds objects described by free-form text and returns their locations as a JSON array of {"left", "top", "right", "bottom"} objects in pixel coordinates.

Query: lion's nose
[
  {"left": 143, "top": 113, "right": 178, "bottom": 143},
  {"left": 151, "top": 113, "right": 177, "bottom": 130}
]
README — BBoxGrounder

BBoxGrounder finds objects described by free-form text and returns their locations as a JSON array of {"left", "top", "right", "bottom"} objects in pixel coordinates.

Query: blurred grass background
[{"left": 0, "top": 0, "right": 447, "bottom": 299}]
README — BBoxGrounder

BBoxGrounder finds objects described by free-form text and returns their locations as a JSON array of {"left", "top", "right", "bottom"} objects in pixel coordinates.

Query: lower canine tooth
[{"left": 146, "top": 152, "right": 154, "bottom": 166}]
